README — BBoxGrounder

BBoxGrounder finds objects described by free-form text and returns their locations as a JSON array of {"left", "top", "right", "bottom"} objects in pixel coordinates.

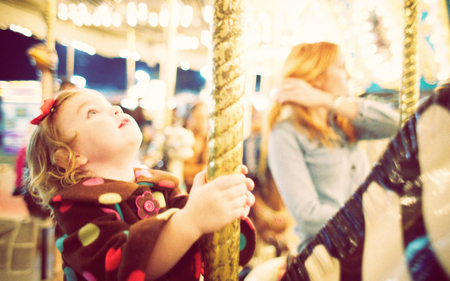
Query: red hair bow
[{"left": 30, "top": 98, "right": 56, "bottom": 125}]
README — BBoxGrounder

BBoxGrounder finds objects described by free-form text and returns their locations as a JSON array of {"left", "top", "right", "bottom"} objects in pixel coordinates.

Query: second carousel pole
[
  {"left": 42, "top": 0, "right": 56, "bottom": 100},
  {"left": 200, "top": 0, "right": 247, "bottom": 280},
  {"left": 400, "top": 0, "right": 420, "bottom": 125}
]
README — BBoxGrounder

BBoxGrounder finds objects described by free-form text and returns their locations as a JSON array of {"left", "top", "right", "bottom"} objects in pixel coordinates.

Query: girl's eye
[{"left": 87, "top": 110, "right": 98, "bottom": 118}]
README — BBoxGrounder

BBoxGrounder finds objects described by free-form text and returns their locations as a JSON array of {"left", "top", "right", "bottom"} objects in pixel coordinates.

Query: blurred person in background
[
  {"left": 265, "top": 41, "right": 400, "bottom": 252},
  {"left": 183, "top": 101, "right": 209, "bottom": 193}
]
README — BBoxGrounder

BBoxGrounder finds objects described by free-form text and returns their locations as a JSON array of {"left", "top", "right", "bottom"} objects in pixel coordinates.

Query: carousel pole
[
  {"left": 42, "top": 0, "right": 57, "bottom": 100},
  {"left": 154, "top": 0, "right": 177, "bottom": 154},
  {"left": 162, "top": 0, "right": 178, "bottom": 129},
  {"left": 66, "top": 44, "right": 74, "bottom": 80},
  {"left": 399, "top": 0, "right": 420, "bottom": 125},
  {"left": 201, "top": 0, "right": 246, "bottom": 280},
  {"left": 126, "top": 27, "right": 136, "bottom": 90}
]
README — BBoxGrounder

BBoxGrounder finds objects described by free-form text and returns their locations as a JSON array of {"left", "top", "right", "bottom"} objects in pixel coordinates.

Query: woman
[{"left": 266, "top": 41, "right": 400, "bottom": 251}]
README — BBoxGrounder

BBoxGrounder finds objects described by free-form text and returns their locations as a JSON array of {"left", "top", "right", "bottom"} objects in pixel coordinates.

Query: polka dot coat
[{"left": 50, "top": 168, "right": 256, "bottom": 281}]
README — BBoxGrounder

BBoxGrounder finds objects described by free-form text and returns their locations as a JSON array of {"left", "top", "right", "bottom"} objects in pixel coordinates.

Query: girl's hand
[
  {"left": 277, "top": 78, "right": 334, "bottom": 109},
  {"left": 184, "top": 169, "right": 254, "bottom": 234}
]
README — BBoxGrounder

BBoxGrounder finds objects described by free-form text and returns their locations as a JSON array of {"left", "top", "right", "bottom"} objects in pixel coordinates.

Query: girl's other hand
[{"left": 185, "top": 170, "right": 255, "bottom": 234}]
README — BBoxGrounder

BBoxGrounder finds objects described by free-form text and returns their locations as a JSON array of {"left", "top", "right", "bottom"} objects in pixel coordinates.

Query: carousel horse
[
  {"left": 279, "top": 84, "right": 450, "bottom": 281},
  {"left": 246, "top": 84, "right": 450, "bottom": 281},
  {"left": 163, "top": 125, "right": 196, "bottom": 192},
  {"left": 27, "top": 43, "right": 58, "bottom": 72}
]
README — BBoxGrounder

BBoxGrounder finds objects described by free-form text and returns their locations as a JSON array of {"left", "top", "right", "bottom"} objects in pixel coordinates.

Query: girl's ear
[
  {"left": 74, "top": 154, "right": 88, "bottom": 169},
  {"left": 54, "top": 149, "right": 88, "bottom": 169}
]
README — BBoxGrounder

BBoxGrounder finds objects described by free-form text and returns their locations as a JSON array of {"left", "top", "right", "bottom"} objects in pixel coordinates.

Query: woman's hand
[
  {"left": 277, "top": 78, "right": 334, "bottom": 109},
  {"left": 278, "top": 78, "right": 359, "bottom": 119},
  {"left": 185, "top": 169, "right": 255, "bottom": 235}
]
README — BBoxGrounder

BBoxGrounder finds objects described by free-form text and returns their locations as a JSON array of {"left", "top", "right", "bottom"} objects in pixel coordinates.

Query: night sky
[{"left": 0, "top": 28, "right": 206, "bottom": 94}]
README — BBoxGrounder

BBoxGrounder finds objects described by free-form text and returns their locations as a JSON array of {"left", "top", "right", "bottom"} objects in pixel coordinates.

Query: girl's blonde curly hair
[{"left": 26, "top": 89, "right": 90, "bottom": 210}]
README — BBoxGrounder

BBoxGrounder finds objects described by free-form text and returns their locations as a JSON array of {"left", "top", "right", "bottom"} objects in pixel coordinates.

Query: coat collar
[{"left": 51, "top": 168, "right": 179, "bottom": 205}]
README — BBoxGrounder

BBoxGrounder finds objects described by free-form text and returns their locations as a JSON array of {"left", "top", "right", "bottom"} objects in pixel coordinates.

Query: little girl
[{"left": 27, "top": 89, "right": 256, "bottom": 281}]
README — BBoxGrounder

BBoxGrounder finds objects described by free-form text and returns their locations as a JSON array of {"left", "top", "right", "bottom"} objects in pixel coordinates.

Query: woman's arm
[
  {"left": 350, "top": 98, "right": 400, "bottom": 140},
  {"left": 277, "top": 78, "right": 400, "bottom": 139}
]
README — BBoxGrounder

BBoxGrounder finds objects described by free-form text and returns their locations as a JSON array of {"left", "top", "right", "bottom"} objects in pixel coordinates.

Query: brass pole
[
  {"left": 42, "top": 0, "right": 56, "bottom": 100},
  {"left": 201, "top": 0, "right": 246, "bottom": 280},
  {"left": 66, "top": 44, "right": 74, "bottom": 80},
  {"left": 399, "top": 0, "right": 420, "bottom": 125},
  {"left": 162, "top": 0, "right": 178, "bottom": 128},
  {"left": 152, "top": 0, "right": 177, "bottom": 158},
  {"left": 126, "top": 27, "right": 136, "bottom": 90}
]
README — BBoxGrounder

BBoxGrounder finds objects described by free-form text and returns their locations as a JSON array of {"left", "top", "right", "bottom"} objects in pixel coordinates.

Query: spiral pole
[
  {"left": 400, "top": 0, "right": 420, "bottom": 126},
  {"left": 200, "top": 0, "right": 246, "bottom": 280}
]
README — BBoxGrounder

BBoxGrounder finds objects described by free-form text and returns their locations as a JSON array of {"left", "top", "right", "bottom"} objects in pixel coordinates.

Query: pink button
[{"left": 144, "top": 201, "right": 155, "bottom": 212}]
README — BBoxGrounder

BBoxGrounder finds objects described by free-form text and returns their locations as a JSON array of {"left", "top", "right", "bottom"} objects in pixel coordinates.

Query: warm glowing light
[
  {"left": 58, "top": 3, "right": 67, "bottom": 11},
  {"left": 170, "top": 3, "right": 181, "bottom": 27},
  {"left": 127, "top": 2, "right": 136, "bottom": 10},
  {"left": 148, "top": 13, "right": 158, "bottom": 27},
  {"left": 127, "top": 12, "right": 138, "bottom": 26},
  {"left": 159, "top": 9, "right": 169, "bottom": 27},
  {"left": 68, "top": 3, "right": 77, "bottom": 12},
  {"left": 112, "top": 12, "right": 121, "bottom": 26},
  {"left": 119, "top": 49, "right": 131, "bottom": 58},
  {"left": 57, "top": 10, "right": 68, "bottom": 20},
  {"left": 121, "top": 98, "right": 139, "bottom": 110},
  {"left": 135, "top": 70, "right": 150, "bottom": 83},
  {"left": 131, "top": 51, "right": 141, "bottom": 61},
  {"left": 138, "top": 3, "right": 147, "bottom": 11},
  {"left": 201, "top": 30, "right": 212, "bottom": 48},
  {"left": 9, "top": 24, "right": 32, "bottom": 37},
  {"left": 71, "top": 75, "right": 86, "bottom": 88},
  {"left": 203, "top": 6, "right": 213, "bottom": 23},
  {"left": 200, "top": 66, "right": 212, "bottom": 80},
  {"left": 180, "top": 61, "right": 190, "bottom": 71},
  {"left": 78, "top": 3, "right": 87, "bottom": 12}
]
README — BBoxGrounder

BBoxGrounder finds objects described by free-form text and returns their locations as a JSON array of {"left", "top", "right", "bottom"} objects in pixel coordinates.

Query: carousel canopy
[{"left": 1, "top": 0, "right": 450, "bottom": 94}]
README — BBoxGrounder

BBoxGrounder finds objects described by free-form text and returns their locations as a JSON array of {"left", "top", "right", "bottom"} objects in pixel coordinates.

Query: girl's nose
[{"left": 112, "top": 105, "right": 123, "bottom": 115}]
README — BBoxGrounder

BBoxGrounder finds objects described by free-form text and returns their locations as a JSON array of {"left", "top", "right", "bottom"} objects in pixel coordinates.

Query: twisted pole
[
  {"left": 400, "top": 0, "right": 420, "bottom": 125},
  {"left": 200, "top": 0, "right": 246, "bottom": 279}
]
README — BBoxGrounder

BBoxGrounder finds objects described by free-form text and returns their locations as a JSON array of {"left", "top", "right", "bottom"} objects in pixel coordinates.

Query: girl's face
[
  {"left": 315, "top": 52, "right": 351, "bottom": 98},
  {"left": 55, "top": 90, "right": 142, "bottom": 165}
]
